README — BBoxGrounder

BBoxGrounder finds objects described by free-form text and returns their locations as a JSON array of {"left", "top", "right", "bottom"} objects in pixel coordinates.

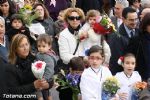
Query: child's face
[
  {"left": 122, "top": 56, "right": 136, "bottom": 74},
  {"left": 37, "top": 41, "right": 51, "bottom": 53},
  {"left": 88, "top": 17, "right": 97, "bottom": 26},
  {"left": 57, "top": 12, "right": 64, "bottom": 21},
  {"left": 88, "top": 52, "right": 103, "bottom": 68},
  {"left": 11, "top": 19, "right": 23, "bottom": 29}
]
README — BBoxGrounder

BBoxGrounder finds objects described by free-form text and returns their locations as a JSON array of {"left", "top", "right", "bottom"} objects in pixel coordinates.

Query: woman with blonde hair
[
  {"left": 58, "top": 7, "right": 85, "bottom": 68},
  {"left": 7, "top": 34, "right": 52, "bottom": 98}
]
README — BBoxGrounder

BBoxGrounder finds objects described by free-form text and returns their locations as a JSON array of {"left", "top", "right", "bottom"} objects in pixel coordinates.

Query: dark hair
[
  {"left": 140, "top": 13, "right": 150, "bottom": 33},
  {"left": 36, "top": 34, "right": 52, "bottom": 46},
  {"left": 10, "top": 14, "right": 24, "bottom": 25},
  {"left": 68, "top": 57, "right": 84, "bottom": 71},
  {"left": 122, "top": 7, "right": 136, "bottom": 19},
  {"left": 0, "top": 0, "right": 16, "bottom": 16},
  {"left": 128, "top": 0, "right": 141, "bottom": 6},
  {"left": 87, "top": 45, "right": 104, "bottom": 57},
  {"left": 33, "top": 3, "right": 50, "bottom": 19},
  {"left": 123, "top": 53, "right": 136, "bottom": 63}
]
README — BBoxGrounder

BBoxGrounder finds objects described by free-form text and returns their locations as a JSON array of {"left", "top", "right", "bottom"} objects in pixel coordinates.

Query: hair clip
[{"left": 118, "top": 56, "right": 124, "bottom": 65}]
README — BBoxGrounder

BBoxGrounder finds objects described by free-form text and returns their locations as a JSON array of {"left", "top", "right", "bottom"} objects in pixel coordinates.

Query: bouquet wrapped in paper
[
  {"left": 131, "top": 81, "right": 147, "bottom": 100},
  {"left": 31, "top": 60, "right": 46, "bottom": 79},
  {"left": 102, "top": 76, "right": 120, "bottom": 100},
  {"left": 93, "top": 14, "right": 117, "bottom": 35}
]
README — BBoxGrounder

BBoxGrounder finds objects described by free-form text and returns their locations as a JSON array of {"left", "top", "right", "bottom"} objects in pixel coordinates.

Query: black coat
[
  {"left": 108, "top": 24, "right": 139, "bottom": 75},
  {"left": 76, "top": 0, "right": 102, "bottom": 14},
  {"left": 6, "top": 27, "right": 35, "bottom": 45},
  {"left": 0, "top": 58, "right": 36, "bottom": 99},
  {"left": 16, "top": 53, "right": 36, "bottom": 84},
  {"left": 126, "top": 33, "right": 150, "bottom": 81}
]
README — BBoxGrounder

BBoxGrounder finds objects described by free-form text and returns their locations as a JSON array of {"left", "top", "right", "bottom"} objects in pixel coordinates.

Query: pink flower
[{"left": 35, "top": 62, "right": 42, "bottom": 70}]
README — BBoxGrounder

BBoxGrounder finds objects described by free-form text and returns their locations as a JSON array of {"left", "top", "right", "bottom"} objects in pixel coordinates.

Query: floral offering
[
  {"left": 93, "top": 14, "right": 117, "bottom": 35},
  {"left": 55, "top": 70, "right": 81, "bottom": 100},
  {"left": 102, "top": 76, "right": 120, "bottom": 100},
  {"left": 31, "top": 60, "right": 46, "bottom": 79},
  {"left": 131, "top": 81, "right": 147, "bottom": 100},
  {"left": 18, "top": 4, "right": 39, "bottom": 26}
]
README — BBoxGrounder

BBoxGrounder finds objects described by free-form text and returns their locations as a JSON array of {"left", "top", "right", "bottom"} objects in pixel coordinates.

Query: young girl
[
  {"left": 79, "top": 10, "right": 111, "bottom": 66},
  {"left": 57, "top": 57, "right": 84, "bottom": 100},
  {"left": 115, "top": 53, "right": 142, "bottom": 100},
  {"left": 36, "top": 34, "right": 58, "bottom": 100},
  {"left": 80, "top": 45, "right": 112, "bottom": 100},
  {"left": 6, "top": 14, "right": 35, "bottom": 44}
]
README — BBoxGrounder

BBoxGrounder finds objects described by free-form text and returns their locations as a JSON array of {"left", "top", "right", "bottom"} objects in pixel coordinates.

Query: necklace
[
  {"left": 124, "top": 72, "right": 132, "bottom": 79},
  {"left": 91, "top": 67, "right": 103, "bottom": 81}
]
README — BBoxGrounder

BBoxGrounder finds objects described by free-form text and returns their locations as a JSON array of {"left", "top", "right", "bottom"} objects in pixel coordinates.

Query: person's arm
[
  {"left": 36, "top": 54, "right": 54, "bottom": 81},
  {"left": 58, "top": 32, "right": 77, "bottom": 64}
]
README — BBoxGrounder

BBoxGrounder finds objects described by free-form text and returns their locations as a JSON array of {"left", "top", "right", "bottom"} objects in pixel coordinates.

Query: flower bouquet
[
  {"left": 18, "top": 4, "right": 39, "bottom": 26},
  {"left": 131, "top": 81, "right": 147, "bottom": 100},
  {"left": 55, "top": 70, "right": 81, "bottom": 100},
  {"left": 102, "top": 76, "right": 120, "bottom": 100},
  {"left": 93, "top": 14, "right": 117, "bottom": 35},
  {"left": 31, "top": 60, "right": 46, "bottom": 79}
]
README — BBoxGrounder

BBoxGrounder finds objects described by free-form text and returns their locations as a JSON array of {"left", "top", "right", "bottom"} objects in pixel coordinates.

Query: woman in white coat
[{"left": 58, "top": 7, "right": 85, "bottom": 64}]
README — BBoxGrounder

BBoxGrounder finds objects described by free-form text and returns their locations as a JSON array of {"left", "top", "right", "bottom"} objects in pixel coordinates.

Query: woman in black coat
[
  {"left": 7, "top": 34, "right": 52, "bottom": 99},
  {"left": 0, "top": 57, "right": 49, "bottom": 99},
  {"left": 126, "top": 13, "right": 150, "bottom": 81}
]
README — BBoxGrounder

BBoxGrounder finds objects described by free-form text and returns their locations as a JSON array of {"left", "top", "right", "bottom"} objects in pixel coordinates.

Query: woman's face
[
  {"left": 16, "top": 38, "right": 30, "bottom": 59},
  {"left": 146, "top": 25, "right": 150, "bottom": 33},
  {"left": 35, "top": 5, "right": 44, "bottom": 20},
  {"left": 0, "top": 1, "right": 9, "bottom": 15},
  {"left": 0, "top": 19, "right": 5, "bottom": 35},
  {"left": 67, "top": 11, "right": 81, "bottom": 29}
]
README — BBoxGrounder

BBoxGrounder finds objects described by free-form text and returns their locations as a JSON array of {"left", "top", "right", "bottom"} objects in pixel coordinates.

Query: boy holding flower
[{"left": 80, "top": 45, "right": 112, "bottom": 100}]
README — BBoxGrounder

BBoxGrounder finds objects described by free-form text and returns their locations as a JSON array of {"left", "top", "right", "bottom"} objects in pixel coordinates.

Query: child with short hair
[
  {"left": 79, "top": 10, "right": 111, "bottom": 66},
  {"left": 57, "top": 57, "right": 84, "bottom": 100},
  {"left": 80, "top": 45, "right": 112, "bottom": 100},
  {"left": 36, "top": 34, "right": 58, "bottom": 100},
  {"left": 115, "top": 53, "right": 142, "bottom": 100},
  {"left": 6, "top": 14, "right": 35, "bottom": 44}
]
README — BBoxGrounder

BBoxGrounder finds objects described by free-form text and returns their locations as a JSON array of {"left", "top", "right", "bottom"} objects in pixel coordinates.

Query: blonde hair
[
  {"left": 8, "top": 34, "right": 30, "bottom": 64},
  {"left": 64, "top": 7, "right": 85, "bottom": 23},
  {"left": 86, "top": 10, "right": 100, "bottom": 21}
]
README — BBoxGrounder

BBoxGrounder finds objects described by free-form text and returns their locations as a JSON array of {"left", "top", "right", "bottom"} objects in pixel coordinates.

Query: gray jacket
[{"left": 36, "top": 53, "right": 58, "bottom": 81}]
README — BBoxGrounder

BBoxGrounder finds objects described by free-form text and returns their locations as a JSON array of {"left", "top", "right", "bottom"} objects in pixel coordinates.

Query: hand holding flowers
[
  {"left": 102, "top": 76, "right": 120, "bottom": 100},
  {"left": 54, "top": 69, "right": 81, "bottom": 100},
  {"left": 93, "top": 14, "right": 117, "bottom": 35},
  {"left": 131, "top": 81, "right": 147, "bottom": 100}
]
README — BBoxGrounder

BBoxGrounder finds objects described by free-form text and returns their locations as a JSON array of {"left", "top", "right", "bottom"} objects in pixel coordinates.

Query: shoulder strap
[{"left": 73, "top": 40, "right": 80, "bottom": 55}]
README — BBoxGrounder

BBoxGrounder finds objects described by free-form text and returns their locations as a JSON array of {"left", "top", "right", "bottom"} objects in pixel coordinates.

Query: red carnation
[{"left": 35, "top": 62, "right": 42, "bottom": 70}]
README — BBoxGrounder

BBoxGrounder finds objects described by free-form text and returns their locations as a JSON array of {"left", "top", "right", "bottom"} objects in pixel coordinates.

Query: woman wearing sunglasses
[{"left": 58, "top": 7, "right": 85, "bottom": 66}]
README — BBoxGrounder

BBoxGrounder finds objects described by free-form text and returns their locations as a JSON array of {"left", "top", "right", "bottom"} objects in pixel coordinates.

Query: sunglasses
[{"left": 68, "top": 16, "right": 81, "bottom": 21}]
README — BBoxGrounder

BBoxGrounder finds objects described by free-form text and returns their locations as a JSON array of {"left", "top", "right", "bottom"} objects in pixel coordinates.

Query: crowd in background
[{"left": 0, "top": 0, "right": 150, "bottom": 100}]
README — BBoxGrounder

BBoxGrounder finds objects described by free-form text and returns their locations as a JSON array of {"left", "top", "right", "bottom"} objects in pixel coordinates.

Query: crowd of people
[{"left": 0, "top": 0, "right": 150, "bottom": 100}]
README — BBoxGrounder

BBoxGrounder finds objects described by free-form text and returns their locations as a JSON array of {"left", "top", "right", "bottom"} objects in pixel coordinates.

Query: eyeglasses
[
  {"left": 68, "top": 16, "right": 81, "bottom": 21},
  {"left": 89, "top": 56, "right": 103, "bottom": 60}
]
